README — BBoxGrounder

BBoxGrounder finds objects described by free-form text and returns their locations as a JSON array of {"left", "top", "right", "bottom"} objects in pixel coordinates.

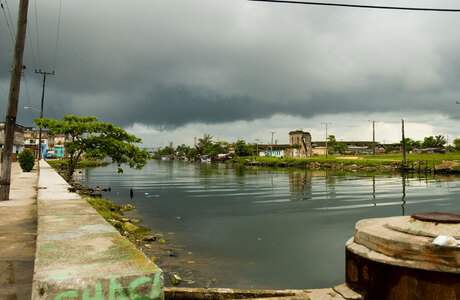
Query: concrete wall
[{"left": 32, "top": 161, "right": 163, "bottom": 299}]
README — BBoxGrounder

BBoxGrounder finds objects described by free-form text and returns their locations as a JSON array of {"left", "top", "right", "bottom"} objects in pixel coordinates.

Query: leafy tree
[
  {"left": 18, "top": 149, "right": 35, "bottom": 172},
  {"left": 333, "top": 142, "right": 349, "bottom": 154},
  {"left": 176, "top": 144, "right": 191, "bottom": 156},
  {"left": 35, "top": 115, "right": 150, "bottom": 180},
  {"left": 208, "top": 142, "right": 229, "bottom": 156},
  {"left": 434, "top": 135, "right": 447, "bottom": 147},
  {"left": 155, "top": 142, "right": 175, "bottom": 156},
  {"left": 187, "top": 148, "right": 199, "bottom": 160},
  {"left": 235, "top": 140, "right": 254, "bottom": 156},
  {"left": 401, "top": 138, "right": 421, "bottom": 151},
  {"left": 422, "top": 135, "right": 446, "bottom": 148},
  {"left": 453, "top": 138, "right": 460, "bottom": 151},
  {"left": 196, "top": 134, "right": 213, "bottom": 155}
]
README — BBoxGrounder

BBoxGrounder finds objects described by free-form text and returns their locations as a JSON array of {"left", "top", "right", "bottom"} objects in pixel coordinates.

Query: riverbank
[{"left": 234, "top": 153, "right": 460, "bottom": 175}]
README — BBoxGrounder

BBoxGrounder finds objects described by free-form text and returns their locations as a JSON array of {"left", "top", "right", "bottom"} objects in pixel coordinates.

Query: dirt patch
[{"left": 435, "top": 161, "right": 460, "bottom": 170}]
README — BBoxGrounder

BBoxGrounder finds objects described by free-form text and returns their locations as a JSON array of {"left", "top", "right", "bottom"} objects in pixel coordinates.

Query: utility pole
[
  {"left": 35, "top": 69, "right": 55, "bottom": 160},
  {"left": 269, "top": 131, "right": 275, "bottom": 157},
  {"left": 401, "top": 119, "right": 406, "bottom": 166},
  {"left": 369, "top": 120, "right": 376, "bottom": 156},
  {"left": 321, "top": 122, "right": 330, "bottom": 158},
  {"left": 0, "top": 0, "right": 29, "bottom": 201},
  {"left": 255, "top": 138, "right": 260, "bottom": 157}
]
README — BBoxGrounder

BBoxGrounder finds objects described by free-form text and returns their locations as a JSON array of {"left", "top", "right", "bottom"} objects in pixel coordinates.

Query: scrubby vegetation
[{"left": 18, "top": 149, "right": 35, "bottom": 172}]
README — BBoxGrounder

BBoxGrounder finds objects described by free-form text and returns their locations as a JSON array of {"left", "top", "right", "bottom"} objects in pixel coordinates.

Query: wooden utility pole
[
  {"left": 0, "top": 0, "right": 29, "bottom": 200},
  {"left": 401, "top": 119, "right": 406, "bottom": 166},
  {"left": 35, "top": 69, "right": 55, "bottom": 160},
  {"left": 269, "top": 132, "right": 275, "bottom": 157},
  {"left": 322, "top": 122, "right": 330, "bottom": 158},
  {"left": 369, "top": 120, "right": 376, "bottom": 156}
]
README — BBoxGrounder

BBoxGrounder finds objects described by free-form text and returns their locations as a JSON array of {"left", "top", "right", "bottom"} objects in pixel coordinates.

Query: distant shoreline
[{"left": 233, "top": 154, "right": 460, "bottom": 175}]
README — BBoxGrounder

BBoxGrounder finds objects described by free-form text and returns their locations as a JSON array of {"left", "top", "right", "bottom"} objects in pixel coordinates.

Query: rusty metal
[{"left": 411, "top": 212, "right": 460, "bottom": 223}]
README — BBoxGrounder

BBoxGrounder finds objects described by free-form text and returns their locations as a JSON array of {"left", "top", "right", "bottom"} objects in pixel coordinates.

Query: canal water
[{"left": 77, "top": 160, "right": 460, "bottom": 290}]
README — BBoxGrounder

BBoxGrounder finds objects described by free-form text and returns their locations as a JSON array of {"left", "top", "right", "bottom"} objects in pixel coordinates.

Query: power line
[
  {"left": 0, "top": 85, "right": 8, "bottom": 93},
  {"left": 3, "top": 0, "right": 15, "bottom": 33},
  {"left": 34, "top": 0, "right": 41, "bottom": 67},
  {"left": 0, "top": 0, "right": 15, "bottom": 45},
  {"left": 27, "top": 22, "right": 38, "bottom": 69},
  {"left": 248, "top": 0, "right": 460, "bottom": 12},
  {"left": 53, "top": 0, "right": 62, "bottom": 69}
]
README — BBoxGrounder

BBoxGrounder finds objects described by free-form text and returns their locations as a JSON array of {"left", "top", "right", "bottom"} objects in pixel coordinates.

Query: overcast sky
[{"left": 1, "top": 0, "right": 460, "bottom": 147}]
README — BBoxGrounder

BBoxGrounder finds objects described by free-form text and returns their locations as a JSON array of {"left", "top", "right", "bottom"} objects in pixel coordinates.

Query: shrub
[{"left": 18, "top": 149, "right": 35, "bottom": 172}]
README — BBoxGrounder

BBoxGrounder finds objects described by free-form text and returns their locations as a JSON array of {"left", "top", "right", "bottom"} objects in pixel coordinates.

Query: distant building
[
  {"left": 0, "top": 123, "right": 26, "bottom": 160},
  {"left": 287, "top": 130, "right": 312, "bottom": 158}
]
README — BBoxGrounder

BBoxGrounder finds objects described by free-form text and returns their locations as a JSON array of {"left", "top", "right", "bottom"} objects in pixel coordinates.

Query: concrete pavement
[{"left": 0, "top": 162, "right": 39, "bottom": 300}]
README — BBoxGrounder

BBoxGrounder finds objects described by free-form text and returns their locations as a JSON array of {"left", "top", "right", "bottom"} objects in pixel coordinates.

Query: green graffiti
[
  {"left": 150, "top": 274, "right": 162, "bottom": 300},
  {"left": 82, "top": 281, "right": 103, "bottom": 300},
  {"left": 54, "top": 290, "right": 78, "bottom": 300},
  {"left": 54, "top": 275, "right": 162, "bottom": 300},
  {"left": 128, "top": 276, "right": 152, "bottom": 300},
  {"left": 109, "top": 278, "right": 129, "bottom": 300}
]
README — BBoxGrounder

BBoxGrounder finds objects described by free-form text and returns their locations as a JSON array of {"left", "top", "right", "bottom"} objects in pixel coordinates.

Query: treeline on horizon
[{"left": 154, "top": 134, "right": 460, "bottom": 159}]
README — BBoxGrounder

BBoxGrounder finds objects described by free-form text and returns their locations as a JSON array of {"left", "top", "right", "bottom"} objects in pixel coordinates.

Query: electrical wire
[
  {"left": 27, "top": 22, "right": 38, "bottom": 70},
  {"left": 0, "top": 0, "right": 15, "bottom": 45},
  {"left": 3, "top": 0, "right": 15, "bottom": 33},
  {"left": 34, "top": 0, "right": 41, "bottom": 68},
  {"left": 248, "top": 0, "right": 460, "bottom": 12},
  {"left": 0, "top": 85, "right": 8, "bottom": 93},
  {"left": 53, "top": 0, "right": 62, "bottom": 70}
]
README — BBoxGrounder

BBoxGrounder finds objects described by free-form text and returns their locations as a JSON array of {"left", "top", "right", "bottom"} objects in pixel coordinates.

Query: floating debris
[{"left": 170, "top": 274, "right": 182, "bottom": 286}]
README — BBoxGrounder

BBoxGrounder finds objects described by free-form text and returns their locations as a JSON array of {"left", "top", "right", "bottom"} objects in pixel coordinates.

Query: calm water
[{"left": 78, "top": 160, "right": 460, "bottom": 289}]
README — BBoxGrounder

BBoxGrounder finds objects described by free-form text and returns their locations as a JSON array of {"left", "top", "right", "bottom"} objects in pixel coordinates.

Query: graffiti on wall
[{"left": 54, "top": 275, "right": 162, "bottom": 300}]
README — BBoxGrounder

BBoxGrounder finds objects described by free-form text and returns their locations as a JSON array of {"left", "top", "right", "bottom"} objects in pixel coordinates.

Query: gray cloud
[{"left": 1, "top": 0, "right": 460, "bottom": 130}]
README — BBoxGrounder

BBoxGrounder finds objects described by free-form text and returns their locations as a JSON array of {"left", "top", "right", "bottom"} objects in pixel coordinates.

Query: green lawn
[{"left": 237, "top": 152, "right": 460, "bottom": 170}]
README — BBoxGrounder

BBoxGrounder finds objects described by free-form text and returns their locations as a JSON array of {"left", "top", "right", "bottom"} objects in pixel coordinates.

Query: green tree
[
  {"left": 422, "top": 135, "right": 446, "bottom": 148},
  {"left": 35, "top": 115, "right": 150, "bottom": 180},
  {"left": 333, "top": 143, "right": 349, "bottom": 154},
  {"left": 187, "top": 148, "right": 199, "bottom": 160},
  {"left": 176, "top": 144, "right": 191, "bottom": 156},
  {"left": 196, "top": 134, "right": 213, "bottom": 155},
  {"left": 235, "top": 140, "right": 253, "bottom": 156},
  {"left": 401, "top": 138, "right": 421, "bottom": 152},
  {"left": 453, "top": 138, "right": 460, "bottom": 151},
  {"left": 155, "top": 142, "right": 175, "bottom": 156},
  {"left": 422, "top": 136, "right": 436, "bottom": 148},
  {"left": 434, "top": 135, "right": 447, "bottom": 147}
]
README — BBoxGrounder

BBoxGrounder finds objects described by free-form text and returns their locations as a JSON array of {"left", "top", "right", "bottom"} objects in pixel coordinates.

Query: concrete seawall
[{"left": 32, "top": 160, "right": 163, "bottom": 299}]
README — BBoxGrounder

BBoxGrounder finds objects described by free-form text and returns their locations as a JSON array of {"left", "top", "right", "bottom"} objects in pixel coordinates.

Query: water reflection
[
  {"left": 289, "top": 171, "right": 312, "bottom": 201},
  {"left": 78, "top": 161, "right": 460, "bottom": 290},
  {"left": 401, "top": 174, "right": 406, "bottom": 216}
]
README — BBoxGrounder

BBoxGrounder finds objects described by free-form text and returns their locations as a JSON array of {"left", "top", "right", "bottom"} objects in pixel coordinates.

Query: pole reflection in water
[
  {"left": 372, "top": 175, "right": 376, "bottom": 207},
  {"left": 401, "top": 174, "right": 406, "bottom": 216}
]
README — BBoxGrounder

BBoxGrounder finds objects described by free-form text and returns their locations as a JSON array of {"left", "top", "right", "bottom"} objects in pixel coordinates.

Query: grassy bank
[
  {"left": 234, "top": 152, "right": 460, "bottom": 173},
  {"left": 46, "top": 158, "right": 109, "bottom": 169}
]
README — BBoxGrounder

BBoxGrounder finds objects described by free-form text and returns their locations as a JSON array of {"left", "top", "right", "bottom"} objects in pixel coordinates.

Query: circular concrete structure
[{"left": 346, "top": 216, "right": 460, "bottom": 300}]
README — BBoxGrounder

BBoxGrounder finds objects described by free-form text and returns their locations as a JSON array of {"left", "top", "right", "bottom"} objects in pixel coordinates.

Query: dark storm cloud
[{"left": 1, "top": 0, "right": 460, "bottom": 129}]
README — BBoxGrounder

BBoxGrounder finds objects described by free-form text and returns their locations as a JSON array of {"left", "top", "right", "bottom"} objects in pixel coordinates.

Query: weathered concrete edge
[{"left": 32, "top": 160, "right": 164, "bottom": 299}]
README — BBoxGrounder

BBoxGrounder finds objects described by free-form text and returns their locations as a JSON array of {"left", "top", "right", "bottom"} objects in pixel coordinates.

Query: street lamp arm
[{"left": 24, "top": 106, "right": 40, "bottom": 112}]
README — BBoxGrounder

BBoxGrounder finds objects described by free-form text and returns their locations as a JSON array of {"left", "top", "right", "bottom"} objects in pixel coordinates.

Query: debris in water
[{"left": 170, "top": 274, "right": 182, "bottom": 286}]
